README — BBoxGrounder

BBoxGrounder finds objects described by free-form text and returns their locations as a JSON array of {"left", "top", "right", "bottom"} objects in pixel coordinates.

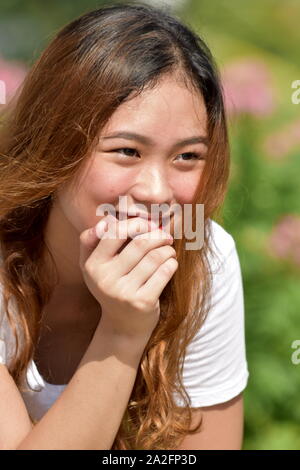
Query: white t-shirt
[{"left": 0, "top": 219, "right": 249, "bottom": 421}]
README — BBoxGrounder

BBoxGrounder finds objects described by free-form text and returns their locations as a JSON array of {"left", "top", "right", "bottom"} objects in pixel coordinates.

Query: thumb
[{"left": 79, "top": 219, "right": 108, "bottom": 269}]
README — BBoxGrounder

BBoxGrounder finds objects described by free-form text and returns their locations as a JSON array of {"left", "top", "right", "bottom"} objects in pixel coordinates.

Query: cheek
[
  {"left": 54, "top": 161, "right": 135, "bottom": 235},
  {"left": 173, "top": 173, "right": 201, "bottom": 204},
  {"left": 86, "top": 165, "right": 133, "bottom": 203}
]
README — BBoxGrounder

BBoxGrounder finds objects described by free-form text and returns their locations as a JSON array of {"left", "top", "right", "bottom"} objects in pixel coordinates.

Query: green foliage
[
  {"left": 184, "top": 0, "right": 300, "bottom": 450},
  {"left": 0, "top": 0, "right": 111, "bottom": 63},
  {"left": 0, "top": 0, "right": 299, "bottom": 450}
]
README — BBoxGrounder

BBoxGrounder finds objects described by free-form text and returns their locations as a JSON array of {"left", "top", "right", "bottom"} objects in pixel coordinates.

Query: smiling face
[{"left": 56, "top": 74, "right": 208, "bottom": 233}]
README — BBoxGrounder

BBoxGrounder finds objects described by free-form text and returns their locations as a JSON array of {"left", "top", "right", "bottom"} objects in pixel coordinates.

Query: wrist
[{"left": 94, "top": 318, "right": 150, "bottom": 357}]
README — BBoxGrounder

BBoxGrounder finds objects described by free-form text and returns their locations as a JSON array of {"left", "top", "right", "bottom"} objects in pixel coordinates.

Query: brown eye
[
  {"left": 176, "top": 152, "right": 204, "bottom": 161},
  {"left": 113, "top": 148, "right": 139, "bottom": 158}
]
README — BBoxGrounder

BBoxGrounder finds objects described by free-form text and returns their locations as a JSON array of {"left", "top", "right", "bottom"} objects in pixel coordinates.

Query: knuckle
[
  {"left": 82, "top": 259, "right": 93, "bottom": 275},
  {"left": 134, "top": 296, "right": 153, "bottom": 312},
  {"left": 79, "top": 232, "right": 85, "bottom": 244},
  {"left": 162, "top": 257, "right": 178, "bottom": 274},
  {"left": 127, "top": 218, "right": 148, "bottom": 235},
  {"left": 133, "top": 236, "right": 149, "bottom": 251},
  {"left": 163, "top": 245, "right": 177, "bottom": 258},
  {"left": 145, "top": 245, "right": 177, "bottom": 266},
  {"left": 116, "top": 282, "right": 131, "bottom": 303},
  {"left": 116, "top": 225, "right": 127, "bottom": 240},
  {"left": 147, "top": 248, "right": 164, "bottom": 264},
  {"left": 96, "top": 271, "right": 111, "bottom": 292},
  {"left": 157, "top": 245, "right": 177, "bottom": 260},
  {"left": 134, "top": 218, "right": 149, "bottom": 230}
]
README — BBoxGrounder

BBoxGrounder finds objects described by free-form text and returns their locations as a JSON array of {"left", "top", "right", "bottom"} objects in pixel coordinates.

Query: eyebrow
[{"left": 100, "top": 131, "right": 208, "bottom": 149}]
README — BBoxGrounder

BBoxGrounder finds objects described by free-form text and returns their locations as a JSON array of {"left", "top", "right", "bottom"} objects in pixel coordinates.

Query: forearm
[
  {"left": 17, "top": 325, "right": 145, "bottom": 450},
  {"left": 0, "top": 364, "right": 34, "bottom": 450}
]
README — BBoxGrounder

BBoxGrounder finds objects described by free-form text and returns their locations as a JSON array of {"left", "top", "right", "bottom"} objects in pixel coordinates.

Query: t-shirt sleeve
[
  {"left": 174, "top": 237, "right": 250, "bottom": 408},
  {"left": 0, "top": 339, "right": 6, "bottom": 364}
]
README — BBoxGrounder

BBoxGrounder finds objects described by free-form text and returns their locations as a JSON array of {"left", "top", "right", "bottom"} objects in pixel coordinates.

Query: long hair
[{"left": 0, "top": 2, "right": 230, "bottom": 449}]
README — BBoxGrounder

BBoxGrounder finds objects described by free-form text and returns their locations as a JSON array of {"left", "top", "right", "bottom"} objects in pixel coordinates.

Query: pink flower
[
  {"left": 221, "top": 58, "right": 276, "bottom": 117},
  {"left": 267, "top": 214, "right": 300, "bottom": 267},
  {"left": 263, "top": 118, "right": 300, "bottom": 160},
  {"left": 0, "top": 54, "right": 28, "bottom": 105}
]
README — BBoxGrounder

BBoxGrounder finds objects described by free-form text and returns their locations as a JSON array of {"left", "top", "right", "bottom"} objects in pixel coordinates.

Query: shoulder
[
  {"left": 174, "top": 219, "right": 249, "bottom": 407},
  {"left": 198, "top": 220, "right": 245, "bottom": 348},
  {"left": 205, "top": 219, "right": 244, "bottom": 317},
  {"left": 207, "top": 218, "right": 237, "bottom": 272}
]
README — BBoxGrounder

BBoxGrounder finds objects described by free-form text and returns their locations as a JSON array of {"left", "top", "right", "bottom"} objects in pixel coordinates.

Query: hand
[{"left": 79, "top": 214, "right": 178, "bottom": 342}]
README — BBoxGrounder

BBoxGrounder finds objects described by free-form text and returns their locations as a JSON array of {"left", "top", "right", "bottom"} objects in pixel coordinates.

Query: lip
[
  {"left": 116, "top": 212, "right": 172, "bottom": 222},
  {"left": 115, "top": 212, "right": 173, "bottom": 230}
]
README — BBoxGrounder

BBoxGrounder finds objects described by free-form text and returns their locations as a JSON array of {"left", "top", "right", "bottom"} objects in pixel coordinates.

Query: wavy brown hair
[{"left": 0, "top": 2, "right": 230, "bottom": 449}]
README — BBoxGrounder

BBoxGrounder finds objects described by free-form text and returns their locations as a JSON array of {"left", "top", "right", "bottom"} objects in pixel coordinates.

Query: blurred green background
[{"left": 1, "top": 0, "right": 300, "bottom": 450}]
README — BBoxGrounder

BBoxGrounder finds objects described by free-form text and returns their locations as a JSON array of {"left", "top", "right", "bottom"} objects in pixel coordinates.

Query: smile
[{"left": 115, "top": 212, "right": 172, "bottom": 229}]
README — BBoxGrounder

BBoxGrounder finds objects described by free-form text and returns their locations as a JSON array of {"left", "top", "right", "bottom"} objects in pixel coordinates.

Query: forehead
[{"left": 100, "top": 76, "right": 207, "bottom": 139}]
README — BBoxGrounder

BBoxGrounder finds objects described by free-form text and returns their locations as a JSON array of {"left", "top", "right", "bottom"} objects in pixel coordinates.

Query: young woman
[{"left": 0, "top": 2, "right": 249, "bottom": 450}]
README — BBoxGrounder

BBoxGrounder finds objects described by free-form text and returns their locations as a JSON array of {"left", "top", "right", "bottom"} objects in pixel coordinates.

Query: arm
[
  {"left": 16, "top": 216, "right": 176, "bottom": 450},
  {"left": 176, "top": 393, "right": 244, "bottom": 450},
  {"left": 0, "top": 364, "right": 34, "bottom": 450},
  {"left": 17, "top": 324, "right": 146, "bottom": 450},
  {"left": 173, "top": 234, "right": 249, "bottom": 449}
]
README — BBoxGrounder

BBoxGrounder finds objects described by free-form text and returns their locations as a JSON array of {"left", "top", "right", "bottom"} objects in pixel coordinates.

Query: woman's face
[{"left": 53, "top": 75, "right": 208, "bottom": 242}]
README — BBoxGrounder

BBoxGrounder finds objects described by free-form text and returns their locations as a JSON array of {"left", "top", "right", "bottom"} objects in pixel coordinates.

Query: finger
[
  {"left": 138, "top": 257, "right": 179, "bottom": 300},
  {"left": 123, "top": 244, "right": 177, "bottom": 290},
  {"left": 79, "top": 219, "right": 108, "bottom": 269},
  {"left": 114, "top": 228, "right": 174, "bottom": 278},
  {"left": 92, "top": 214, "right": 159, "bottom": 263}
]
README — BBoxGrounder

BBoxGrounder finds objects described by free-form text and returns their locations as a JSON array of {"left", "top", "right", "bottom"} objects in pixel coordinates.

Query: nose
[{"left": 129, "top": 164, "right": 174, "bottom": 208}]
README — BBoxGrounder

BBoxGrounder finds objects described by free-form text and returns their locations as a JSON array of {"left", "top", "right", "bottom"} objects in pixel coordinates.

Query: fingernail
[{"left": 95, "top": 220, "right": 107, "bottom": 238}]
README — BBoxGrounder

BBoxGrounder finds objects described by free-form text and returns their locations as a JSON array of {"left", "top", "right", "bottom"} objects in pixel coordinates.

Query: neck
[{"left": 42, "top": 200, "right": 101, "bottom": 332}]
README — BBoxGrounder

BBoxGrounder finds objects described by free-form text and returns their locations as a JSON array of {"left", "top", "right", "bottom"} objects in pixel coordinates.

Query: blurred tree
[{"left": 0, "top": 0, "right": 110, "bottom": 63}]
